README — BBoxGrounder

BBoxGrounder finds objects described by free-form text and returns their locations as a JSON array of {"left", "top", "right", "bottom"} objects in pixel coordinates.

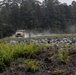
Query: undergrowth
[
  {"left": 26, "top": 59, "right": 38, "bottom": 72},
  {"left": 0, "top": 43, "right": 46, "bottom": 72},
  {"left": 58, "top": 50, "right": 69, "bottom": 64}
]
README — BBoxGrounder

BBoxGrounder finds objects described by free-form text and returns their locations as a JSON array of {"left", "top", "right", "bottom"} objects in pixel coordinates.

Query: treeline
[{"left": 0, "top": 0, "right": 76, "bottom": 38}]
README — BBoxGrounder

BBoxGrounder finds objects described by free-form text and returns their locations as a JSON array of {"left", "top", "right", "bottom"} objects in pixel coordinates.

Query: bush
[
  {"left": 58, "top": 50, "right": 69, "bottom": 64},
  {"left": 0, "top": 61, "right": 6, "bottom": 72},
  {"left": 26, "top": 59, "right": 38, "bottom": 72},
  {"left": 2, "top": 55, "right": 12, "bottom": 66},
  {"left": 0, "top": 43, "right": 46, "bottom": 72}
]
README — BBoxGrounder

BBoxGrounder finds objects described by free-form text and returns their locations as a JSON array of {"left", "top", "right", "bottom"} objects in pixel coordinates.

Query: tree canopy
[{"left": 0, "top": 0, "right": 76, "bottom": 38}]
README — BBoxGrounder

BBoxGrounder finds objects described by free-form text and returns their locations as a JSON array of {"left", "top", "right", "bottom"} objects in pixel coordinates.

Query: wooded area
[{"left": 0, "top": 0, "right": 76, "bottom": 38}]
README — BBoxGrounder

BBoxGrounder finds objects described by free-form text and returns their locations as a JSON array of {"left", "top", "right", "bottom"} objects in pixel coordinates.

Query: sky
[
  {"left": 0, "top": 0, "right": 76, "bottom": 5},
  {"left": 39, "top": 0, "right": 76, "bottom": 5}
]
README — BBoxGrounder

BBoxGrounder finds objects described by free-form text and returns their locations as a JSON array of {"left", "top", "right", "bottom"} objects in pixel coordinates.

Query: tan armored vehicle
[{"left": 15, "top": 30, "right": 25, "bottom": 38}]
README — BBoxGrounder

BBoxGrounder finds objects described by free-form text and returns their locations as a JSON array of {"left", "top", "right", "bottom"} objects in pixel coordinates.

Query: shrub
[
  {"left": 34, "top": 43, "right": 46, "bottom": 55},
  {"left": 47, "top": 51, "right": 54, "bottom": 57},
  {"left": 0, "top": 44, "right": 13, "bottom": 66},
  {"left": 0, "top": 43, "right": 45, "bottom": 72},
  {"left": 23, "top": 43, "right": 35, "bottom": 58},
  {"left": 0, "top": 61, "right": 6, "bottom": 72},
  {"left": 58, "top": 50, "right": 69, "bottom": 64},
  {"left": 26, "top": 59, "right": 38, "bottom": 72},
  {"left": 17, "top": 58, "right": 25, "bottom": 64},
  {"left": 61, "top": 42, "right": 68, "bottom": 48},
  {"left": 2, "top": 55, "right": 12, "bottom": 66}
]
